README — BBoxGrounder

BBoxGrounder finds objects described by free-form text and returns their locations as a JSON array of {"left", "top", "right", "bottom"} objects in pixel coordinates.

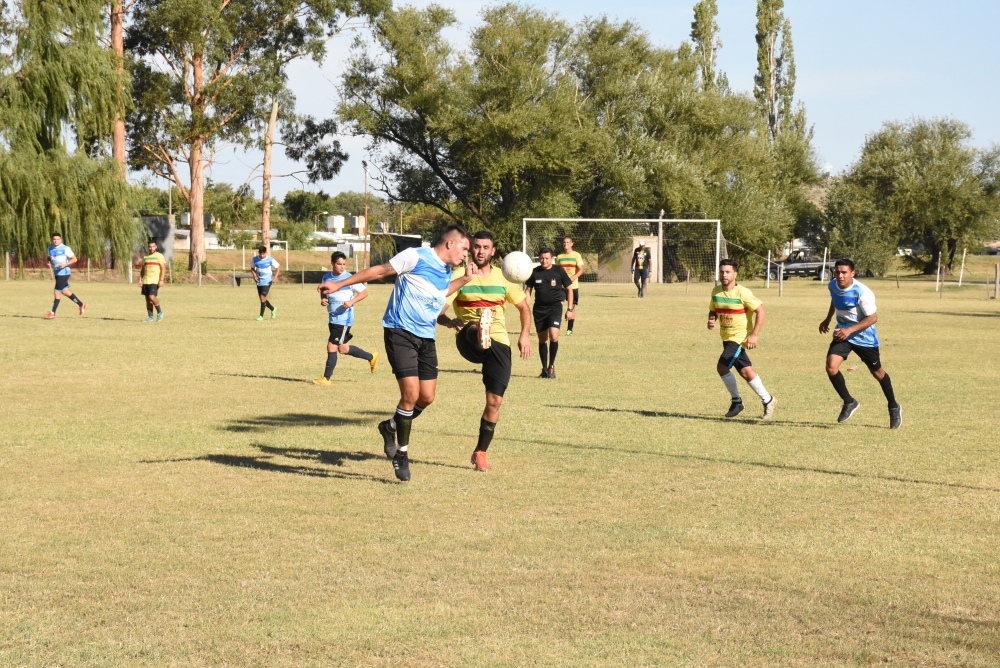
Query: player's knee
[
  {"left": 825, "top": 364, "right": 838, "bottom": 376},
  {"left": 337, "top": 344, "right": 350, "bottom": 354}
]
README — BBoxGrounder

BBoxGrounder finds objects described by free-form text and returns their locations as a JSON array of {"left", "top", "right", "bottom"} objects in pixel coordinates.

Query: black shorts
[
  {"left": 257, "top": 284, "right": 271, "bottom": 297},
  {"left": 328, "top": 323, "right": 353, "bottom": 345},
  {"left": 54, "top": 275, "right": 70, "bottom": 292},
  {"left": 718, "top": 340, "right": 753, "bottom": 371},
  {"left": 141, "top": 284, "right": 159, "bottom": 297},
  {"left": 828, "top": 340, "right": 882, "bottom": 371},
  {"left": 384, "top": 328, "right": 438, "bottom": 381},
  {"left": 455, "top": 325, "right": 513, "bottom": 397},
  {"left": 533, "top": 303, "right": 563, "bottom": 332}
]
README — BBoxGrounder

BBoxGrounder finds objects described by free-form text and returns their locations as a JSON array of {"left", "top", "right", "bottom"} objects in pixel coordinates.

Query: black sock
[
  {"left": 567, "top": 319, "right": 575, "bottom": 332},
  {"left": 155, "top": 304, "right": 161, "bottom": 314},
  {"left": 829, "top": 372, "right": 854, "bottom": 403},
  {"left": 539, "top": 343, "right": 548, "bottom": 370},
  {"left": 147, "top": 308, "right": 153, "bottom": 317},
  {"left": 265, "top": 300, "right": 274, "bottom": 311},
  {"left": 549, "top": 341, "right": 559, "bottom": 367},
  {"left": 324, "top": 352, "right": 338, "bottom": 379},
  {"left": 260, "top": 302, "right": 267, "bottom": 316},
  {"left": 68, "top": 294, "right": 83, "bottom": 306},
  {"left": 52, "top": 299, "right": 60, "bottom": 313},
  {"left": 346, "top": 345, "right": 373, "bottom": 361},
  {"left": 878, "top": 373, "right": 899, "bottom": 408},
  {"left": 412, "top": 403, "right": 427, "bottom": 420},
  {"left": 476, "top": 418, "right": 496, "bottom": 452},
  {"left": 393, "top": 407, "right": 414, "bottom": 449}
]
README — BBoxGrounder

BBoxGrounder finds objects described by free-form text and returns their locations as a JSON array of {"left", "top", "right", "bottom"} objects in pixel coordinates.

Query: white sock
[
  {"left": 748, "top": 376, "right": 772, "bottom": 403},
  {"left": 720, "top": 372, "right": 741, "bottom": 400}
]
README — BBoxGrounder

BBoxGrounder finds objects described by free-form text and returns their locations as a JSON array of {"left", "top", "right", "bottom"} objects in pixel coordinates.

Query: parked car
[{"left": 771, "top": 249, "right": 835, "bottom": 279}]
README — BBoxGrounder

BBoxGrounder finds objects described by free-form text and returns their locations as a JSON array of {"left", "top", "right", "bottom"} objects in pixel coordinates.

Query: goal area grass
[{"left": 1, "top": 279, "right": 998, "bottom": 666}]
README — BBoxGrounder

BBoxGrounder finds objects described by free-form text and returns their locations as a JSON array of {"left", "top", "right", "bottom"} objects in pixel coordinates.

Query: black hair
[
  {"left": 51, "top": 231, "right": 62, "bottom": 238},
  {"left": 148, "top": 239, "right": 158, "bottom": 249},
  {"left": 472, "top": 230, "right": 495, "bottom": 244},
  {"left": 331, "top": 251, "right": 347, "bottom": 264},
  {"left": 834, "top": 258, "right": 855, "bottom": 270},
  {"left": 562, "top": 235, "right": 572, "bottom": 242},
  {"left": 258, "top": 245, "right": 268, "bottom": 253},
  {"left": 432, "top": 224, "right": 472, "bottom": 246},
  {"left": 719, "top": 258, "right": 738, "bottom": 272},
  {"left": 538, "top": 247, "right": 554, "bottom": 257}
]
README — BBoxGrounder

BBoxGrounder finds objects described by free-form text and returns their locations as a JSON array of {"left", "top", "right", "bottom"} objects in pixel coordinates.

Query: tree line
[{"left": 1, "top": 0, "right": 996, "bottom": 275}]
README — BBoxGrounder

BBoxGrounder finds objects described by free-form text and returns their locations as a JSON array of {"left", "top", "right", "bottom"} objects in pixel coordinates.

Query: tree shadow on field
[
  {"left": 212, "top": 372, "right": 319, "bottom": 385},
  {"left": 221, "top": 413, "right": 369, "bottom": 433},
  {"left": 438, "top": 368, "right": 480, "bottom": 375},
  {"left": 547, "top": 404, "right": 842, "bottom": 430},
  {"left": 912, "top": 310, "right": 1000, "bottom": 319}
]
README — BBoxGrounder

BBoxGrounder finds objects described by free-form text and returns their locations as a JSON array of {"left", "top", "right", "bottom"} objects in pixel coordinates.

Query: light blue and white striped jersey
[
  {"left": 828, "top": 278, "right": 879, "bottom": 347},
  {"left": 252, "top": 255, "right": 279, "bottom": 286},
  {"left": 48, "top": 244, "right": 75, "bottom": 277},
  {"left": 323, "top": 271, "right": 365, "bottom": 326},
  {"left": 382, "top": 247, "right": 453, "bottom": 339}
]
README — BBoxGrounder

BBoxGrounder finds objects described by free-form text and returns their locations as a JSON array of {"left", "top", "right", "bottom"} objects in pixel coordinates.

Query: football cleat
[
  {"left": 156, "top": 312, "right": 163, "bottom": 322},
  {"left": 391, "top": 450, "right": 410, "bottom": 482},
  {"left": 270, "top": 306, "right": 278, "bottom": 319},
  {"left": 538, "top": 369, "right": 549, "bottom": 379},
  {"left": 78, "top": 302, "right": 87, "bottom": 315},
  {"left": 146, "top": 316, "right": 155, "bottom": 322},
  {"left": 725, "top": 399, "right": 744, "bottom": 418},
  {"left": 471, "top": 450, "right": 489, "bottom": 472},
  {"left": 838, "top": 399, "right": 860, "bottom": 423},
  {"left": 369, "top": 351, "right": 379, "bottom": 374},
  {"left": 256, "top": 315, "right": 264, "bottom": 321},
  {"left": 312, "top": 377, "right": 332, "bottom": 386},
  {"left": 762, "top": 397, "right": 776, "bottom": 420},
  {"left": 44, "top": 312, "right": 56, "bottom": 319},
  {"left": 478, "top": 308, "right": 493, "bottom": 349},
  {"left": 889, "top": 405, "right": 902, "bottom": 430},
  {"left": 378, "top": 420, "right": 397, "bottom": 459},
  {"left": 547, "top": 366, "right": 556, "bottom": 379}
]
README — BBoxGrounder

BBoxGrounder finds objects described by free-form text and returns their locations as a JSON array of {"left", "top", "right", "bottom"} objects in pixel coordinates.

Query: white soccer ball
[{"left": 501, "top": 251, "right": 534, "bottom": 283}]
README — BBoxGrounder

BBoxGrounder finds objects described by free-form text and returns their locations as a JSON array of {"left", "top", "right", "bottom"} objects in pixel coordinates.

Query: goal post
[{"left": 522, "top": 217, "right": 724, "bottom": 284}]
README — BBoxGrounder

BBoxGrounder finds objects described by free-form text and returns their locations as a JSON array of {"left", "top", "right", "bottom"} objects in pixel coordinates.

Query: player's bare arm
[
  {"left": 436, "top": 304, "right": 463, "bottom": 331},
  {"left": 514, "top": 298, "right": 532, "bottom": 359},
  {"left": 272, "top": 265, "right": 280, "bottom": 282},
  {"left": 819, "top": 301, "right": 836, "bottom": 334},
  {"left": 345, "top": 288, "right": 368, "bottom": 309},
  {"left": 746, "top": 305, "right": 765, "bottom": 349},
  {"left": 158, "top": 260, "right": 166, "bottom": 286},
  {"left": 446, "top": 262, "right": 475, "bottom": 296},
  {"left": 319, "top": 262, "right": 395, "bottom": 295}
]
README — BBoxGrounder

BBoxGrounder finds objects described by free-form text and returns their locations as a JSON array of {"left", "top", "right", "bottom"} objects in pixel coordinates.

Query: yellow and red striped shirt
[
  {"left": 709, "top": 284, "right": 762, "bottom": 344},
  {"left": 556, "top": 251, "right": 584, "bottom": 288},
  {"left": 447, "top": 266, "right": 526, "bottom": 346},
  {"left": 142, "top": 252, "right": 166, "bottom": 285}
]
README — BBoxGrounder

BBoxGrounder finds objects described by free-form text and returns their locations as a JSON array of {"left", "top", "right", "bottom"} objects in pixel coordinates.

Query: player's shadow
[
  {"left": 142, "top": 451, "right": 394, "bottom": 485},
  {"left": 212, "top": 372, "right": 318, "bottom": 384},
  {"left": 200, "top": 316, "right": 248, "bottom": 321},
  {"left": 912, "top": 310, "right": 1000, "bottom": 319},
  {"left": 548, "top": 404, "right": 840, "bottom": 429},
  {"left": 254, "top": 443, "right": 381, "bottom": 467},
  {"left": 438, "top": 368, "right": 480, "bottom": 375},
  {"left": 221, "top": 413, "right": 369, "bottom": 433}
]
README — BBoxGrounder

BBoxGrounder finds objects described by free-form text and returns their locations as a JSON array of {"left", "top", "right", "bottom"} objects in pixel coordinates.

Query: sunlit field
[{"left": 1, "top": 277, "right": 998, "bottom": 666}]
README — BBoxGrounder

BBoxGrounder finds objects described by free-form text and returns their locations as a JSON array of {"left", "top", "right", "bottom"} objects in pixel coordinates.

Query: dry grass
[{"left": 1, "top": 277, "right": 999, "bottom": 666}]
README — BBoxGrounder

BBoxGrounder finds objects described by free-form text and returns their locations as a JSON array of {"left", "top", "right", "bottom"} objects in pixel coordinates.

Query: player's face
[
  {"left": 835, "top": 265, "right": 855, "bottom": 289},
  {"left": 148, "top": 242, "right": 157, "bottom": 254},
  {"left": 334, "top": 258, "right": 347, "bottom": 274},
  {"left": 562, "top": 238, "right": 573, "bottom": 252},
  {"left": 52, "top": 236, "right": 62, "bottom": 246},
  {"left": 471, "top": 239, "right": 495, "bottom": 268},
  {"left": 441, "top": 235, "right": 470, "bottom": 265},
  {"left": 539, "top": 252, "right": 553, "bottom": 269},
  {"left": 258, "top": 250, "right": 267, "bottom": 258},
  {"left": 719, "top": 265, "right": 737, "bottom": 287}
]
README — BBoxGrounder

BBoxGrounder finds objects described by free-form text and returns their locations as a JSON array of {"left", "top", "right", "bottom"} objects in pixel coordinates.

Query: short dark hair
[
  {"left": 331, "top": 251, "right": 347, "bottom": 264},
  {"left": 433, "top": 224, "right": 472, "bottom": 246},
  {"left": 538, "top": 247, "right": 554, "bottom": 257},
  {"left": 834, "top": 258, "right": 855, "bottom": 270},
  {"left": 148, "top": 239, "right": 158, "bottom": 249},
  {"left": 472, "top": 230, "right": 495, "bottom": 244},
  {"left": 719, "top": 258, "right": 738, "bottom": 272},
  {"left": 51, "top": 232, "right": 62, "bottom": 238},
  {"left": 258, "top": 245, "right": 268, "bottom": 253},
  {"left": 562, "top": 235, "right": 573, "bottom": 242}
]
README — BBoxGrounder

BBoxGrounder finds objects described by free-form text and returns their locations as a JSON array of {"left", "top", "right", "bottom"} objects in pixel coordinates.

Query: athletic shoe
[
  {"left": 145, "top": 316, "right": 155, "bottom": 322},
  {"left": 156, "top": 312, "right": 163, "bottom": 322},
  {"left": 471, "top": 450, "right": 489, "bottom": 472},
  {"left": 312, "top": 377, "right": 332, "bottom": 386},
  {"left": 270, "top": 306, "right": 278, "bottom": 320},
  {"left": 391, "top": 450, "right": 410, "bottom": 482},
  {"left": 762, "top": 397, "right": 777, "bottom": 420},
  {"left": 44, "top": 312, "right": 56, "bottom": 319},
  {"left": 566, "top": 330, "right": 574, "bottom": 336},
  {"left": 256, "top": 315, "right": 264, "bottom": 321},
  {"left": 378, "top": 420, "right": 397, "bottom": 459},
  {"left": 725, "top": 399, "right": 744, "bottom": 418},
  {"left": 478, "top": 308, "right": 493, "bottom": 349},
  {"left": 547, "top": 366, "right": 556, "bottom": 379},
  {"left": 838, "top": 399, "right": 860, "bottom": 423},
  {"left": 889, "top": 405, "right": 902, "bottom": 430},
  {"left": 538, "top": 370, "right": 549, "bottom": 379},
  {"left": 78, "top": 302, "right": 87, "bottom": 315},
  {"left": 369, "top": 351, "right": 379, "bottom": 374}
]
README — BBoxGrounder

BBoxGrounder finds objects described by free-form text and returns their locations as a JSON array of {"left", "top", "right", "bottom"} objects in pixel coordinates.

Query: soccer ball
[{"left": 501, "top": 251, "right": 534, "bottom": 283}]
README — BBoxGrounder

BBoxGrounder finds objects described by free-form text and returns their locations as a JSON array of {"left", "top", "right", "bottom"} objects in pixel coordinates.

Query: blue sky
[{"left": 191, "top": 0, "right": 1000, "bottom": 201}]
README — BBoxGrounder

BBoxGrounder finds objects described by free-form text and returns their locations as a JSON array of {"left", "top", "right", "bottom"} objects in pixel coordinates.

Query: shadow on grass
[
  {"left": 212, "top": 372, "right": 317, "bottom": 385},
  {"left": 2, "top": 314, "right": 131, "bottom": 321},
  {"left": 547, "top": 404, "right": 840, "bottom": 430},
  {"left": 911, "top": 310, "right": 1000, "bottom": 319},
  {"left": 221, "top": 413, "right": 369, "bottom": 432},
  {"left": 438, "top": 368, "right": 480, "bottom": 375}
]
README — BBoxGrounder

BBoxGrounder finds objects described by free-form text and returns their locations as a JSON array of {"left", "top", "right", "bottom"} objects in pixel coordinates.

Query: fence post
[
  {"left": 935, "top": 259, "right": 941, "bottom": 292},
  {"left": 232, "top": 264, "right": 236, "bottom": 287},
  {"left": 766, "top": 250, "right": 771, "bottom": 289},
  {"left": 685, "top": 268, "right": 690, "bottom": 296},
  {"left": 657, "top": 209, "right": 664, "bottom": 285},
  {"left": 242, "top": 245, "right": 246, "bottom": 271},
  {"left": 128, "top": 259, "right": 133, "bottom": 284},
  {"left": 994, "top": 264, "right": 999, "bottom": 299},
  {"left": 301, "top": 264, "right": 305, "bottom": 288},
  {"left": 87, "top": 258, "right": 91, "bottom": 282},
  {"left": 168, "top": 261, "right": 173, "bottom": 285},
  {"left": 820, "top": 247, "right": 828, "bottom": 282},
  {"left": 6, "top": 251, "right": 11, "bottom": 280},
  {"left": 958, "top": 248, "right": 967, "bottom": 286},
  {"left": 778, "top": 265, "right": 784, "bottom": 297}
]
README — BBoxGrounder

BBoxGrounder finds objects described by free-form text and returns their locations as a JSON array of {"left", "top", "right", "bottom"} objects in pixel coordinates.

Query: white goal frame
[{"left": 522, "top": 217, "right": 723, "bottom": 284}]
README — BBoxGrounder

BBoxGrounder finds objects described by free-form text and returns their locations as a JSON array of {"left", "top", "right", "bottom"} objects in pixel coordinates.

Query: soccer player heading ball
[
  {"left": 313, "top": 251, "right": 378, "bottom": 385},
  {"left": 317, "top": 226, "right": 474, "bottom": 482},
  {"left": 820, "top": 259, "right": 902, "bottom": 429},
  {"left": 44, "top": 232, "right": 86, "bottom": 318},
  {"left": 439, "top": 230, "right": 532, "bottom": 472},
  {"left": 140, "top": 240, "right": 167, "bottom": 322},
  {"left": 251, "top": 245, "right": 280, "bottom": 320},
  {"left": 707, "top": 259, "right": 776, "bottom": 419}
]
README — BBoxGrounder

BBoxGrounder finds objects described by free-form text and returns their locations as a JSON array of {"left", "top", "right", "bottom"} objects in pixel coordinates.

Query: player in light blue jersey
[
  {"left": 313, "top": 251, "right": 379, "bottom": 385},
  {"left": 250, "top": 246, "right": 280, "bottom": 320},
  {"left": 318, "top": 225, "right": 473, "bottom": 481},
  {"left": 820, "top": 258, "right": 901, "bottom": 428},
  {"left": 44, "top": 232, "right": 86, "bottom": 318}
]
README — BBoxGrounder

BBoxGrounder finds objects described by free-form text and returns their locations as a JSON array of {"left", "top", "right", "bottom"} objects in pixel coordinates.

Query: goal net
[{"left": 522, "top": 218, "right": 725, "bottom": 284}]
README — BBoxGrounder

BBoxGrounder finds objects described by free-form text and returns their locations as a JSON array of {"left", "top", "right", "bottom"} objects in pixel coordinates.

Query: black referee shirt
[{"left": 528, "top": 265, "right": 573, "bottom": 305}]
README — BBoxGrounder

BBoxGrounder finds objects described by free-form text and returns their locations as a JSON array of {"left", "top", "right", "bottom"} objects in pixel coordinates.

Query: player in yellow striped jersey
[
  {"left": 440, "top": 230, "right": 532, "bottom": 472},
  {"left": 556, "top": 236, "right": 584, "bottom": 334},
  {"left": 140, "top": 240, "right": 167, "bottom": 322}
]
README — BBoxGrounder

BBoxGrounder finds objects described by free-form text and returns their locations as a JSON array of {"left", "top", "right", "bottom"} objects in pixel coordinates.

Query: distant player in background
[
  {"left": 140, "top": 240, "right": 167, "bottom": 322},
  {"left": 313, "top": 251, "right": 378, "bottom": 385},
  {"left": 318, "top": 226, "right": 473, "bottom": 482},
  {"left": 556, "top": 236, "right": 584, "bottom": 335},
  {"left": 439, "top": 231, "right": 532, "bottom": 472},
  {"left": 820, "top": 258, "right": 902, "bottom": 428},
  {"left": 707, "top": 259, "right": 776, "bottom": 419},
  {"left": 44, "top": 232, "right": 86, "bottom": 319},
  {"left": 251, "top": 246, "right": 280, "bottom": 320},
  {"left": 631, "top": 240, "right": 652, "bottom": 298},
  {"left": 525, "top": 248, "right": 573, "bottom": 379}
]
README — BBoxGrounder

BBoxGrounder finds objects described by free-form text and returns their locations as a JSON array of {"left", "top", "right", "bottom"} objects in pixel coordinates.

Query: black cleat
[
  {"left": 378, "top": 420, "right": 397, "bottom": 459},
  {"left": 725, "top": 399, "right": 744, "bottom": 418},
  {"left": 538, "top": 369, "right": 549, "bottom": 378},
  {"left": 547, "top": 366, "right": 556, "bottom": 379},
  {"left": 392, "top": 450, "right": 410, "bottom": 482},
  {"left": 838, "top": 399, "right": 860, "bottom": 423},
  {"left": 889, "top": 405, "right": 902, "bottom": 429}
]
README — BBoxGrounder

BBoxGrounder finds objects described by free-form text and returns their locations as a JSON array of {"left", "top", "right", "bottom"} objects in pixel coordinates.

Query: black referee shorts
[
  {"left": 384, "top": 327, "right": 438, "bottom": 381},
  {"left": 455, "top": 324, "right": 512, "bottom": 397},
  {"left": 532, "top": 303, "right": 563, "bottom": 332},
  {"left": 828, "top": 340, "right": 882, "bottom": 372}
]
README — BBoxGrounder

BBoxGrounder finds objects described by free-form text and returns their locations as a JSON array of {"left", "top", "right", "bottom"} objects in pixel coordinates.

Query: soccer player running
[
  {"left": 318, "top": 226, "right": 473, "bottom": 482},
  {"left": 250, "top": 246, "right": 280, "bottom": 320},
  {"left": 313, "top": 251, "right": 378, "bottom": 385},
  {"left": 525, "top": 248, "right": 574, "bottom": 379},
  {"left": 556, "top": 235, "right": 584, "bottom": 335},
  {"left": 631, "top": 240, "right": 652, "bottom": 298},
  {"left": 44, "top": 232, "right": 86, "bottom": 318},
  {"left": 820, "top": 258, "right": 902, "bottom": 428},
  {"left": 140, "top": 240, "right": 167, "bottom": 322},
  {"left": 438, "top": 231, "right": 532, "bottom": 472},
  {"left": 707, "top": 259, "right": 776, "bottom": 419}
]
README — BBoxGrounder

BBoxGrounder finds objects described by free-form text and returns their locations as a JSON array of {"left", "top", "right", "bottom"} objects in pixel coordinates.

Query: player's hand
[
  {"left": 819, "top": 320, "right": 830, "bottom": 334},
  {"left": 707, "top": 318, "right": 716, "bottom": 330},
  {"left": 318, "top": 281, "right": 337, "bottom": 296},
  {"left": 158, "top": 282, "right": 164, "bottom": 287},
  {"left": 446, "top": 317, "right": 463, "bottom": 330},
  {"left": 832, "top": 327, "right": 851, "bottom": 342},
  {"left": 518, "top": 333, "right": 531, "bottom": 360},
  {"left": 320, "top": 298, "right": 329, "bottom": 307},
  {"left": 567, "top": 310, "right": 575, "bottom": 321},
  {"left": 745, "top": 334, "right": 758, "bottom": 349},
  {"left": 464, "top": 262, "right": 475, "bottom": 281}
]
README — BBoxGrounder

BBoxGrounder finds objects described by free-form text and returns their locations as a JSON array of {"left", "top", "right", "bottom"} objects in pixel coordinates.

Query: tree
[
  {"left": 753, "top": 0, "right": 795, "bottom": 142},
  {"left": 690, "top": 0, "right": 721, "bottom": 91}
]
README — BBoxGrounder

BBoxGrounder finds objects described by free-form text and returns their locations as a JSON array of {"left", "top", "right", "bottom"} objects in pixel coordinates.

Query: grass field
[{"left": 1, "top": 277, "right": 999, "bottom": 666}]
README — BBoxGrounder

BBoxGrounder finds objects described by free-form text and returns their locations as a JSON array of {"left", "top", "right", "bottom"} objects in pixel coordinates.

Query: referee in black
[{"left": 525, "top": 248, "right": 574, "bottom": 378}]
